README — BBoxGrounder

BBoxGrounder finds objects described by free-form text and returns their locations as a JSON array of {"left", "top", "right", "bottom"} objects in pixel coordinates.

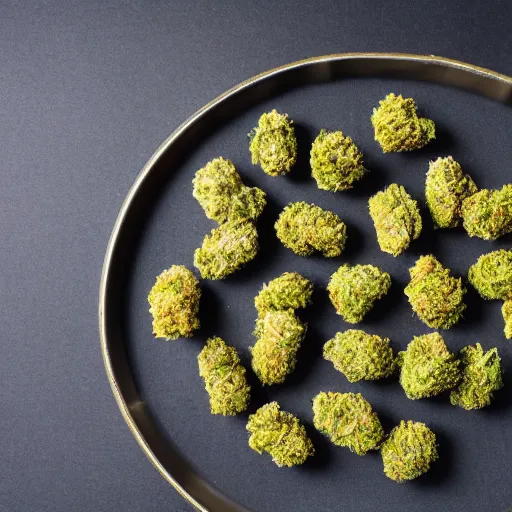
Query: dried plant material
[
  {"left": 148, "top": 265, "right": 201, "bottom": 340},
  {"left": 369, "top": 183, "right": 422, "bottom": 256},
  {"left": 247, "top": 402, "right": 314, "bottom": 467}
]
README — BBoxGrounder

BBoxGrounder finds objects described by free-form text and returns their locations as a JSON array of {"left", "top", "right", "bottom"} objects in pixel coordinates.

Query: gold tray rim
[{"left": 99, "top": 52, "right": 512, "bottom": 512}]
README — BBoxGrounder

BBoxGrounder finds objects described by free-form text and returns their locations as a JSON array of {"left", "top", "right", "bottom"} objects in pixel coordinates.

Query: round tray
[{"left": 99, "top": 54, "right": 512, "bottom": 512}]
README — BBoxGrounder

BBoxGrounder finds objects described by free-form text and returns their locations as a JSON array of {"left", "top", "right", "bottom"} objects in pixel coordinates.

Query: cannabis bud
[
  {"left": 381, "top": 420, "right": 438, "bottom": 482},
  {"left": 147, "top": 265, "right": 201, "bottom": 340},
  {"left": 368, "top": 183, "right": 422, "bottom": 256},
  {"left": 250, "top": 310, "right": 306, "bottom": 385},
  {"left": 371, "top": 93, "right": 435, "bottom": 152},
  {"left": 249, "top": 110, "right": 297, "bottom": 176},
  {"left": 275, "top": 202, "right": 347, "bottom": 257},
  {"left": 461, "top": 184, "right": 512, "bottom": 240},
  {"left": 468, "top": 249, "right": 512, "bottom": 300},
  {"left": 310, "top": 129, "right": 366, "bottom": 191},
  {"left": 450, "top": 343, "right": 502, "bottom": 410},
  {"left": 194, "top": 219, "right": 258, "bottom": 279},
  {"left": 398, "top": 333, "right": 461, "bottom": 400},
  {"left": 328, "top": 264, "right": 391, "bottom": 323},
  {"left": 502, "top": 300, "right": 512, "bottom": 339},
  {"left": 425, "top": 156, "right": 478, "bottom": 228},
  {"left": 246, "top": 402, "right": 314, "bottom": 467},
  {"left": 192, "top": 157, "right": 266, "bottom": 224},
  {"left": 323, "top": 329, "right": 395, "bottom": 383},
  {"left": 197, "top": 337, "right": 251, "bottom": 415},
  {"left": 254, "top": 272, "right": 313, "bottom": 319},
  {"left": 404, "top": 255, "right": 466, "bottom": 329},
  {"left": 312, "top": 392, "right": 384, "bottom": 455}
]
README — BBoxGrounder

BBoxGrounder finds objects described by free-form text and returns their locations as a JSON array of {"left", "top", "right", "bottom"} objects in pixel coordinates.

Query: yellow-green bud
[
  {"left": 369, "top": 183, "right": 422, "bottom": 256},
  {"left": 246, "top": 402, "right": 314, "bottom": 467},
  {"left": 147, "top": 265, "right": 201, "bottom": 340},
  {"left": 275, "top": 202, "right": 347, "bottom": 257},
  {"left": 310, "top": 129, "right": 366, "bottom": 191},
  {"left": 250, "top": 310, "right": 306, "bottom": 385},
  {"left": 371, "top": 93, "right": 435, "bottom": 152},
  {"left": 249, "top": 110, "right": 297, "bottom": 176},
  {"left": 254, "top": 272, "right": 313, "bottom": 319},
  {"left": 192, "top": 157, "right": 266, "bottom": 223},
  {"left": 502, "top": 300, "right": 512, "bottom": 339},
  {"left": 468, "top": 249, "right": 512, "bottom": 300},
  {"left": 381, "top": 420, "right": 438, "bottom": 482},
  {"left": 450, "top": 343, "right": 502, "bottom": 410},
  {"left": 312, "top": 392, "right": 384, "bottom": 455},
  {"left": 323, "top": 329, "right": 395, "bottom": 382},
  {"left": 398, "top": 333, "right": 461, "bottom": 400},
  {"left": 425, "top": 157, "right": 478, "bottom": 228},
  {"left": 461, "top": 185, "right": 512, "bottom": 240},
  {"left": 328, "top": 264, "right": 391, "bottom": 323},
  {"left": 194, "top": 220, "right": 258, "bottom": 280},
  {"left": 198, "top": 337, "right": 251, "bottom": 415},
  {"left": 404, "top": 255, "right": 466, "bottom": 329}
]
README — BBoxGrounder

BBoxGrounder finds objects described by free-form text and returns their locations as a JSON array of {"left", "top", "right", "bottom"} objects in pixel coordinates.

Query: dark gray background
[{"left": 1, "top": 1, "right": 511, "bottom": 512}]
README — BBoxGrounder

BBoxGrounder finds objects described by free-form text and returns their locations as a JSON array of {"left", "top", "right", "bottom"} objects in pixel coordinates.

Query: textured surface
[{"left": 1, "top": 1, "right": 512, "bottom": 512}]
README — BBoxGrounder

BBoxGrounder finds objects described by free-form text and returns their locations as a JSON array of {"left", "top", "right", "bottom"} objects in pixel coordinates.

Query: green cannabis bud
[
  {"left": 371, "top": 93, "right": 435, "bottom": 152},
  {"left": 468, "top": 249, "right": 512, "bottom": 300},
  {"left": 197, "top": 337, "right": 251, "bottom": 415},
  {"left": 310, "top": 129, "right": 366, "bottom": 191},
  {"left": 192, "top": 157, "right": 266, "bottom": 223},
  {"left": 250, "top": 310, "right": 306, "bottom": 385},
  {"left": 148, "top": 265, "right": 201, "bottom": 340},
  {"left": 461, "top": 184, "right": 512, "bottom": 240},
  {"left": 246, "top": 402, "right": 314, "bottom": 467},
  {"left": 312, "top": 392, "right": 384, "bottom": 455},
  {"left": 381, "top": 420, "right": 438, "bottom": 482},
  {"left": 502, "top": 300, "right": 512, "bottom": 339},
  {"left": 254, "top": 272, "right": 313, "bottom": 318},
  {"left": 450, "top": 343, "right": 503, "bottom": 410},
  {"left": 425, "top": 156, "right": 478, "bottom": 228},
  {"left": 328, "top": 264, "right": 391, "bottom": 323},
  {"left": 404, "top": 255, "right": 466, "bottom": 329},
  {"left": 249, "top": 110, "right": 297, "bottom": 176},
  {"left": 368, "top": 183, "right": 422, "bottom": 256},
  {"left": 398, "top": 333, "right": 461, "bottom": 400},
  {"left": 194, "top": 219, "right": 258, "bottom": 279},
  {"left": 275, "top": 202, "right": 347, "bottom": 257},
  {"left": 323, "top": 329, "right": 395, "bottom": 382}
]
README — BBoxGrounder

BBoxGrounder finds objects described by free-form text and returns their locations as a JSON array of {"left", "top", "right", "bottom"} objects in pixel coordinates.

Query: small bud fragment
[
  {"left": 461, "top": 184, "right": 512, "bottom": 240},
  {"left": 310, "top": 129, "right": 366, "bottom": 191},
  {"left": 371, "top": 93, "right": 435, "bottom": 152},
  {"left": 250, "top": 310, "right": 306, "bottom": 385},
  {"left": 404, "top": 255, "right": 466, "bottom": 329},
  {"left": 450, "top": 343, "right": 503, "bottom": 410},
  {"left": 148, "top": 265, "right": 201, "bottom": 340},
  {"left": 502, "top": 300, "right": 512, "bottom": 339},
  {"left": 249, "top": 110, "right": 297, "bottom": 176},
  {"left": 192, "top": 157, "right": 266, "bottom": 223},
  {"left": 194, "top": 220, "right": 258, "bottom": 280},
  {"left": 381, "top": 420, "right": 438, "bottom": 482},
  {"left": 425, "top": 157, "right": 478, "bottom": 228},
  {"left": 246, "top": 402, "right": 314, "bottom": 467},
  {"left": 368, "top": 183, "right": 422, "bottom": 256},
  {"left": 323, "top": 329, "right": 395, "bottom": 383},
  {"left": 328, "top": 264, "right": 391, "bottom": 323},
  {"left": 254, "top": 272, "right": 313, "bottom": 318},
  {"left": 275, "top": 202, "right": 347, "bottom": 257},
  {"left": 398, "top": 333, "right": 461, "bottom": 400},
  {"left": 468, "top": 249, "right": 512, "bottom": 300},
  {"left": 312, "top": 392, "right": 384, "bottom": 455},
  {"left": 198, "top": 337, "right": 251, "bottom": 416}
]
